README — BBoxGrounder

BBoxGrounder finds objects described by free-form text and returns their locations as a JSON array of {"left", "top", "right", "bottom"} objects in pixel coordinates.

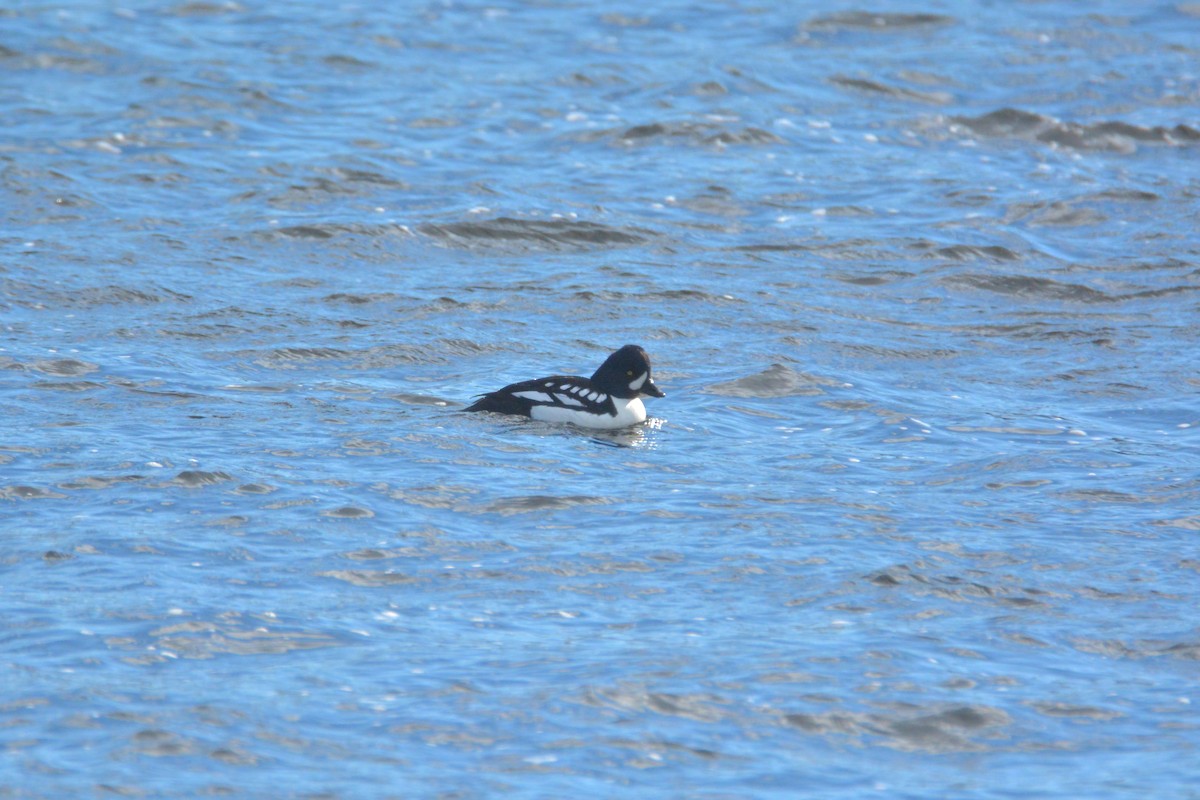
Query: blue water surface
[{"left": 3, "top": 1, "right": 1200, "bottom": 797}]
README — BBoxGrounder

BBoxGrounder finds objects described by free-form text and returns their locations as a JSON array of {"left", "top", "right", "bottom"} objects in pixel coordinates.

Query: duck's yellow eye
[{"left": 626, "top": 370, "right": 634, "bottom": 377}]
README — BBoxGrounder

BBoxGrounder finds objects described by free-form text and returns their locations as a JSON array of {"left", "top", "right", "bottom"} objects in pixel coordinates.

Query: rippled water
[{"left": 3, "top": 2, "right": 1200, "bottom": 797}]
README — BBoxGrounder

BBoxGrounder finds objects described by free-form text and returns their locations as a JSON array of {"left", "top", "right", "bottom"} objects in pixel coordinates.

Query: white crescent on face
[{"left": 628, "top": 372, "right": 648, "bottom": 392}]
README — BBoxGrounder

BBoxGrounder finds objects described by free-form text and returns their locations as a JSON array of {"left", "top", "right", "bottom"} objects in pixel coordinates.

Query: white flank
[
  {"left": 512, "top": 390, "right": 554, "bottom": 403},
  {"left": 531, "top": 396, "right": 646, "bottom": 429}
]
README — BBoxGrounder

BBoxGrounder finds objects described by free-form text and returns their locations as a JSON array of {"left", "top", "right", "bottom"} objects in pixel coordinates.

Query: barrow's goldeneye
[{"left": 465, "top": 344, "right": 665, "bottom": 429}]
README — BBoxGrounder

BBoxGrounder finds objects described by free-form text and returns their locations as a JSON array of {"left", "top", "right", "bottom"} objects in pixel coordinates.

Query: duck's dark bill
[{"left": 642, "top": 379, "right": 665, "bottom": 398}]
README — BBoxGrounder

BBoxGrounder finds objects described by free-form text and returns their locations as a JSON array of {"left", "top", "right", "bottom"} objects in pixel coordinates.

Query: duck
[{"left": 464, "top": 344, "right": 665, "bottom": 429}]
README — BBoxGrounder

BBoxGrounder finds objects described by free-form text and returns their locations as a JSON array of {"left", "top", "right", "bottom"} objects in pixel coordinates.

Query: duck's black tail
[{"left": 464, "top": 392, "right": 530, "bottom": 417}]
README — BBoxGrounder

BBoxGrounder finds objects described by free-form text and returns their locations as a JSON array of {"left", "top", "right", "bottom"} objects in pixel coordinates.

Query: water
[{"left": 3, "top": 1, "right": 1199, "bottom": 797}]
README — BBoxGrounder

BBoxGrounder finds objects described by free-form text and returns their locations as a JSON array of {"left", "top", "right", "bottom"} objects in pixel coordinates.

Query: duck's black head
[{"left": 590, "top": 344, "right": 665, "bottom": 399}]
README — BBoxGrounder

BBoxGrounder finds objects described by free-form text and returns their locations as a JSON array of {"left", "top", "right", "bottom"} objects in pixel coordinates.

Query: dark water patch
[
  {"left": 351, "top": 342, "right": 441, "bottom": 368},
  {"left": 268, "top": 168, "right": 407, "bottom": 207},
  {"left": 1057, "top": 488, "right": 1150, "bottom": 505},
  {"left": 322, "top": 506, "right": 374, "bottom": 519},
  {"left": 932, "top": 244, "right": 1024, "bottom": 262},
  {"left": 124, "top": 729, "right": 196, "bottom": 758},
  {"left": 206, "top": 515, "right": 248, "bottom": 528},
  {"left": 386, "top": 484, "right": 480, "bottom": 511},
  {"left": 947, "top": 274, "right": 1198, "bottom": 305},
  {"left": 120, "top": 382, "right": 206, "bottom": 400},
  {"left": 730, "top": 236, "right": 931, "bottom": 263},
  {"left": 863, "top": 564, "right": 1053, "bottom": 608},
  {"left": 322, "top": 54, "right": 375, "bottom": 71},
  {"left": 29, "top": 358, "right": 98, "bottom": 376},
  {"left": 253, "top": 347, "right": 351, "bottom": 368},
  {"left": 676, "top": 185, "right": 750, "bottom": 218},
  {"left": 782, "top": 704, "right": 1008, "bottom": 753},
  {"left": 615, "top": 122, "right": 784, "bottom": 147},
  {"left": 219, "top": 382, "right": 293, "bottom": 393},
  {"left": 804, "top": 12, "right": 955, "bottom": 31},
  {"left": 1155, "top": 517, "right": 1200, "bottom": 531},
  {"left": 148, "top": 618, "right": 341, "bottom": 659},
  {"left": 839, "top": 344, "right": 959, "bottom": 361},
  {"left": 1029, "top": 702, "right": 1122, "bottom": 721},
  {"left": 185, "top": 305, "right": 306, "bottom": 328},
  {"left": 942, "top": 274, "right": 1113, "bottom": 303},
  {"left": 484, "top": 495, "right": 612, "bottom": 516},
  {"left": 830, "top": 75, "right": 951, "bottom": 104},
  {"left": 830, "top": 269, "right": 916, "bottom": 286},
  {"left": 706, "top": 365, "right": 839, "bottom": 398},
  {"left": 1002, "top": 200, "right": 1106, "bottom": 227},
  {"left": 58, "top": 475, "right": 146, "bottom": 490},
  {"left": 406, "top": 116, "right": 463, "bottom": 129},
  {"left": 341, "top": 543, "right": 454, "bottom": 561},
  {"left": 419, "top": 217, "right": 653, "bottom": 252},
  {"left": 340, "top": 438, "right": 391, "bottom": 455},
  {"left": 582, "top": 686, "right": 728, "bottom": 723},
  {"left": 434, "top": 338, "right": 508, "bottom": 357},
  {"left": 261, "top": 223, "right": 414, "bottom": 241},
  {"left": 951, "top": 322, "right": 1120, "bottom": 344},
  {"left": 567, "top": 121, "right": 782, "bottom": 149},
  {"left": 1070, "top": 638, "right": 1200, "bottom": 661},
  {"left": 319, "top": 570, "right": 424, "bottom": 587},
  {"left": 32, "top": 380, "right": 105, "bottom": 392},
  {"left": 1, "top": 485, "right": 67, "bottom": 500},
  {"left": 528, "top": 559, "right": 659, "bottom": 578},
  {"left": 322, "top": 292, "right": 403, "bottom": 305},
  {"left": 820, "top": 205, "right": 875, "bottom": 218},
  {"left": 170, "top": 470, "right": 234, "bottom": 488},
  {"left": 264, "top": 277, "right": 324, "bottom": 290},
  {"left": 157, "top": 323, "right": 253, "bottom": 341},
  {"left": 234, "top": 483, "right": 276, "bottom": 495},
  {"left": 169, "top": 2, "right": 247, "bottom": 17},
  {"left": 30, "top": 285, "right": 192, "bottom": 309},
  {"left": 1086, "top": 188, "right": 1160, "bottom": 203},
  {"left": 946, "top": 424, "right": 1066, "bottom": 436},
  {"left": 571, "top": 288, "right": 738, "bottom": 304},
  {"left": 949, "top": 108, "right": 1200, "bottom": 153},
  {"left": 272, "top": 224, "right": 335, "bottom": 240},
  {"left": 693, "top": 80, "right": 728, "bottom": 96},
  {"left": 387, "top": 296, "right": 511, "bottom": 319}
]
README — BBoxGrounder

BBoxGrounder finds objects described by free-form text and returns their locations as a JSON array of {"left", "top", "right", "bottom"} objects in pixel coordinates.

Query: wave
[
  {"left": 570, "top": 121, "right": 784, "bottom": 148},
  {"left": 942, "top": 273, "right": 1200, "bottom": 304},
  {"left": 804, "top": 12, "right": 956, "bottom": 32},
  {"left": 420, "top": 216, "right": 653, "bottom": 252},
  {"left": 949, "top": 108, "right": 1200, "bottom": 153}
]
